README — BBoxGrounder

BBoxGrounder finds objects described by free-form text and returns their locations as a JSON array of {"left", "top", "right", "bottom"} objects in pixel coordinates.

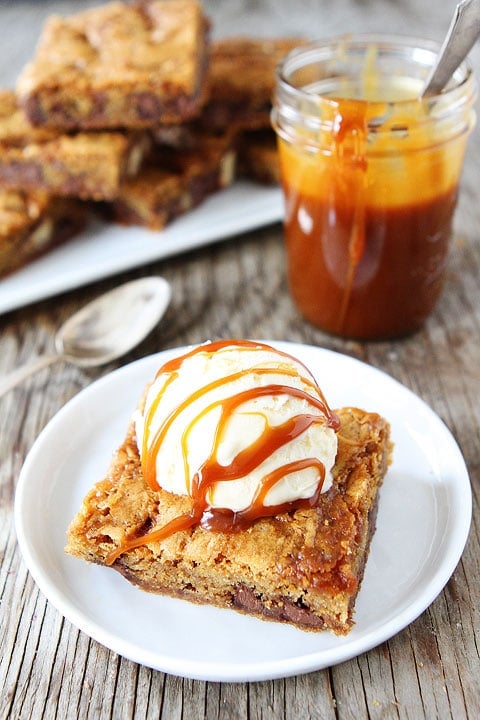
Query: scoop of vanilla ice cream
[{"left": 135, "top": 341, "right": 338, "bottom": 514}]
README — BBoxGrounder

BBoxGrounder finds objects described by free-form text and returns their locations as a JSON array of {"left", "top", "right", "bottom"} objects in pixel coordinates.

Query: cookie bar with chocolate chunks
[
  {"left": 17, "top": 0, "right": 210, "bottom": 130},
  {"left": 0, "top": 189, "right": 86, "bottom": 278},
  {"left": 0, "top": 91, "right": 150, "bottom": 201},
  {"left": 151, "top": 36, "right": 305, "bottom": 149},
  {"left": 66, "top": 406, "right": 392, "bottom": 635},
  {"left": 238, "top": 129, "right": 280, "bottom": 185},
  {"left": 106, "top": 130, "right": 236, "bottom": 229},
  {"left": 200, "top": 36, "right": 305, "bottom": 131}
]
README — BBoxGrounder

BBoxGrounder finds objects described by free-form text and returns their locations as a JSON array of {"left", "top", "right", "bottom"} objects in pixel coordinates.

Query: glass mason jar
[{"left": 271, "top": 35, "right": 477, "bottom": 340}]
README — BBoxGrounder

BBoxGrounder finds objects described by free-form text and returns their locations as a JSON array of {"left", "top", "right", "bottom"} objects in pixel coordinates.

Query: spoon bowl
[
  {"left": 422, "top": 0, "right": 480, "bottom": 97},
  {"left": 0, "top": 276, "right": 171, "bottom": 396},
  {"left": 56, "top": 276, "right": 171, "bottom": 367}
]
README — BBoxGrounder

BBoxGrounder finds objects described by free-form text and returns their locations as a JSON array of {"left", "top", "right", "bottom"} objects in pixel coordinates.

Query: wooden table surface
[{"left": 1, "top": 1, "right": 479, "bottom": 718}]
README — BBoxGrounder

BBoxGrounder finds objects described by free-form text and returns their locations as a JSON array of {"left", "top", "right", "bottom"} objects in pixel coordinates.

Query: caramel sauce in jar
[{"left": 272, "top": 36, "right": 476, "bottom": 339}]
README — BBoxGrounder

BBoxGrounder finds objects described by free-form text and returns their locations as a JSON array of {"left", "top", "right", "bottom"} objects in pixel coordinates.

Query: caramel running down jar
[{"left": 271, "top": 35, "right": 477, "bottom": 340}]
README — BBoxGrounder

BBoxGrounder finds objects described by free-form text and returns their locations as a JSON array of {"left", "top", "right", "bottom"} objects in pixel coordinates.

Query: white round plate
[{"left": 14, "top": 341, "right": 471, "bottom": 682}]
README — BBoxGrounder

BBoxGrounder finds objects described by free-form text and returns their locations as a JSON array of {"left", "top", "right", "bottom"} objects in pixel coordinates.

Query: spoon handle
[
  {"left": 423, "top": 0, "right": 480, "bottom": 97},
  {"left": 0, "top": 354, "right": 60, "bottom": 398}
]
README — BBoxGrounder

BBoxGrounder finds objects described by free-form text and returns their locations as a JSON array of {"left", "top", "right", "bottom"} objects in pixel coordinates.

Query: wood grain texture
[{"left": 1, "top": 1, "right": 479, "bottom": 719}]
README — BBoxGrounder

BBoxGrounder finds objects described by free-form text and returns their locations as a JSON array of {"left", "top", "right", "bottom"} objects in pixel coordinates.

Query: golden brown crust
[
  {"left": 66, "top": 406, "right": 392, "bottom": 634},
  {"left": 17, "top": 0, "right": 210, "bottom": 129}
]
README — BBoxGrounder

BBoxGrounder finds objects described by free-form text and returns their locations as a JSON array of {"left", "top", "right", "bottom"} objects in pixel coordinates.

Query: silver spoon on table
[
  {"left": 0, "top": 276, "right": 171, "bottom": 397},
  {"left": 422, "top": 0, "right": 480, "bottom": 97}
]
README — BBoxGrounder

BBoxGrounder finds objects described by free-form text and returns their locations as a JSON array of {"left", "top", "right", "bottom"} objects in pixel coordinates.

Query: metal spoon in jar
[
  {"left": 0, "top": 276, "right": 171, "bottom": 397},
  {"left": 422, "top": 0, "right": 480, "bottom": 97}
]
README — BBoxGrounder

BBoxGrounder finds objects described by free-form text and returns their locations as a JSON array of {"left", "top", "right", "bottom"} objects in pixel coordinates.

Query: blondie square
[
  {"left": 201, "top": 37, "right": 305, "bottom": 131},
  {"left": 16, "top": 0, "right": 210, "bottom": 130},
  {"left": 0, "top": 189, "right": 86, "bottom": 278},
  {"left": 107, "top": 130, "right": 236, "bottom": 228},
  {"left": 238, "top": 129, "right": 280, "bottom": 184},
  {"left": 0, "top": 91, "right": 150, "bottom": 201},
  {"left": 66, "top": 405, "right": 391, "bottom": 634}
]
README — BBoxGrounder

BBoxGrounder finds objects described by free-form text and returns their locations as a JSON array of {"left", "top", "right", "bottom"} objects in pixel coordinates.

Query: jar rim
[{"left": 276, "top": 33, "right": 475, "bottom": 109}]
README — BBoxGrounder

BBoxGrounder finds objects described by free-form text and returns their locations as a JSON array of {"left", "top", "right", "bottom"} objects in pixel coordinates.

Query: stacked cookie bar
[
  {"left": 16, "top": 0, "right": 209, "bottom": 130},
  {"left": 0, "top": 0, "right": 302, "bottom": 277},
  {"left": 0, "top": 0, "right": 210, "bottom": 277},
  {"left": 0, "top": 91, "right": 151, "bottom": 201},
  {"left": 154, "top": 36, "right": 303, "bottom": 182}
]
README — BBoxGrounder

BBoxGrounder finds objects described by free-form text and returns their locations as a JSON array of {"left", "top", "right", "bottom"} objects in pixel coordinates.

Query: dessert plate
[
  {"left": 14, "top": 342, "right": 471, "bottom": 682},
  {"left": 0, "top": 182, "right": 283, "bottom": 315}
]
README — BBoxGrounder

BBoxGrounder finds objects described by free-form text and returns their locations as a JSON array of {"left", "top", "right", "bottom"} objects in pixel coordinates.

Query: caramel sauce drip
[
  {"left": 106, "top": 340, "right": 339, "bottom": 565},
  {"left": 331, "top": 99, "right": 368, "bottom": 331}
]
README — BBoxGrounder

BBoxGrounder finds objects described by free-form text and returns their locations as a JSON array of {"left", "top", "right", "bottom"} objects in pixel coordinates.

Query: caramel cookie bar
[
  {"left": 201, "top": 36, "right": 304, "bottom": 131},
  {"left": 107, "top": 130, "right": 236, "bottom": 229},
  {"left": 0, "top": 189, "right": 86, "bottom": 278},
  {"left": 66, "top": 407, "right": 392, "bottom": 635},
  {"left": 0, "top": 90, "right": 150, "bottom": 201},
  {"left": 17, "top": 0, "right": 210, "bottom": 130},
  {"left": 238, "top": 129, "right": 280, "bottom": 185}
]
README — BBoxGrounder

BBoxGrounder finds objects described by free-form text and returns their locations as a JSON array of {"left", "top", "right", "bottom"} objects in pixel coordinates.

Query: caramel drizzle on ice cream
[{"left": 106, "top": 340, "right": 339, "bottom": 565}]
